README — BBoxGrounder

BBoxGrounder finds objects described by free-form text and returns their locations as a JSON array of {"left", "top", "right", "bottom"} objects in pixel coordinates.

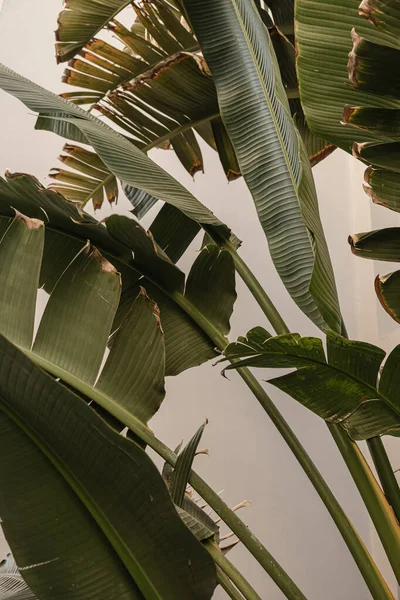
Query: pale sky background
[{"left": 0, "top": 1, "right": 399, "bottom": 599}]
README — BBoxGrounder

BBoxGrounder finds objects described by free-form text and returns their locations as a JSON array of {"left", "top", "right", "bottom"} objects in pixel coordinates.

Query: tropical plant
[{"left": 0, "top": 0, "right": 399, "bottom": 599}]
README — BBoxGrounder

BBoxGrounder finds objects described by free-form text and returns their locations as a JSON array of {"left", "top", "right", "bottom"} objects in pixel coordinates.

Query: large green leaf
[
  {"left": 0, "top": 63, "right": 229, "bottom": 237},
  {"left": 0, "top": 173, "right": 230, "bottom": 378},
  {"left": 224, "top": 328, "right": 400, "bottom": 440},
  {"left": 33, "top": 245, "right": 121, "bottom": 384},
  {"left": 55, "top": 0, "right": 133, "bottom": 63},
  {"left": 55, "top": 0, "right": 330, "bottom": 190},
  {"left": 0, "top": 212, "right": 44, "bottom": 348},
  {"left": 183, "top": 0, "right": 343, "bottom": 334},
  {"left": 0, "top": 208, "right": 216, "bottom": 597},
  {"left": 108, "top": 240, "right": 236, "bottom": 376},
  {"left": 0, "top": 336, "right": 216, "bottom": 599},
  {"left": 0, "top": 211, "right": 166, "bottom": 428}
]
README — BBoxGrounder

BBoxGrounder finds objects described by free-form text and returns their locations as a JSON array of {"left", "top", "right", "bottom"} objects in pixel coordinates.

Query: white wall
[{"left": 0, "top": 1, "right": 398, "bottom": 598}]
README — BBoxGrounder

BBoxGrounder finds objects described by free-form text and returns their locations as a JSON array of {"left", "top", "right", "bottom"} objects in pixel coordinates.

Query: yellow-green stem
[
  {"left": 368, "top": 437, "right": 400, "bottom": 524},
  {"left": 169, "top": 292, "right": 394, "bottom": 600},
  {"left": 329, "top": 424, "right": 400, "bottom": 585},
  {"left": 216, "top": 566, "right": 246, "bottom": 600},
  {"left": 205, "top": 541, "right": 262, "bottom": 600}
]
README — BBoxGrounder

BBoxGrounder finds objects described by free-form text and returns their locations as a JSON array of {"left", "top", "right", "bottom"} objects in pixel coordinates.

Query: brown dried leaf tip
[
  {"left": 347, "top": 29, "right": 362, "bottom": 86},
  {"left": 359, "top": 0, "right": 384, "bottom": 28},
  {"left": 91, "top": 247, "right": 119, "bottom": 275},
  {"left": 12, "top": 208, "right": 44, "bottom": 231}
]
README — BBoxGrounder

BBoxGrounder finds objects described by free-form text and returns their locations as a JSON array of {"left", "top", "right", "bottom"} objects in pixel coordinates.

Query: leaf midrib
[
  {"left": 229, "top": 0, "right": 300, "bottom": 198},
  {"left": 232, "top": 341, "right": 398, "bottom": 419},
  {"left": 0, "top": 389, "right": 157, "bottom": 599}
]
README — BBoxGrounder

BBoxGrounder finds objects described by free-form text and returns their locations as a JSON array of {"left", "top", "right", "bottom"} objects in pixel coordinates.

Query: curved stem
[
  {"left": 368, "top": 437, "right": 400, "bottom": 523},
  {"left": 167, "top": 292, "right": 394, "bottom": 600},
  {"left": 216, "top": 566, "right": 245, "bottom": 600},
  {"left": 225, "top": 241, "right": 290, "bottom": 334},
  {"left": 204, "top": 541, "right": 262, "bottom": 600},
  {"left": 329, "top": 424, "right": 400, "bottom": 585},
  {"left": 25, "top": 347, "right": 309, "bottom": 600}
]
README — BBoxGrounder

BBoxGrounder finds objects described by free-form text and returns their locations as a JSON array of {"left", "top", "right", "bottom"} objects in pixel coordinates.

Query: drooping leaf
[
  {"left": 0, "top": 174, "right": 226, "bottom": 379},
  {"left": 183, "top": 0, "right": 343, "bottom": 334},
  {"left": 0, "top": 337, "right": 216, "bottom": 600},
  {"left": 0, "top": 63, "right": 229, "bottom": 238},
  {"left": 0, "top": 212, "right": 44, "bottom": 348},
  {"left": 353, "top": 141, "right": 400, "bottom": 173},
  {"left": 49, "top": 144, "right": 119, "bottom": 210},
  {"left": 171, "top": 421, "right": 207, "bottom": 506},
  {"left": 343, "top": 105, "right": 400, "bottom": 142},
  {"left": 55, "top": 0, "right": 133, "bottom": 63},
  {"left": 96, "top": 290, "right": 166, "bottom": 424},
  {"left": 224, "top": 329, "right": 400, "bottom": 440},
  {"left": 123, "top": 185, "right": 158, "bottom": 220},
  {"left": 349, "top": 228, "right": 400, "bottom": 262},
  {"left": 33, "top": 246, "right": 121, "bottom": 385},
  {"left": 185, "top": 245, "right": 237, "bottom": 336},
  {"left": 108, "top": 240, "right": 236, "bottom": 376},
  {"left": 363, "top": 166, "right": 400, "bottom": 212}
]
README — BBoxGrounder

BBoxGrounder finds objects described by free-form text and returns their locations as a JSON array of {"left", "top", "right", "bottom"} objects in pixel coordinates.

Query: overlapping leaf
[
  {"left": 0, "top": 172, "right": 234, "bottom": 378},
  {"left": 296, "top": 0, "right": 400, "bottom": 151},
  {"left": 0, "top": 62, "right": 230, "bottom": 238},
  {"left": 184, "top": 0, "right": 343, "bottom": 334},
  {"left": 49, "top": 144, "right": 119, "bottom": 210},
  {"left": 108, "top": 236, "right": 237, "bottom": 376},
  {"left": 55, "top": 1, "right": 239, "bottom": 179},
  {"left": 0, "top": 337, "right": 216, "bottom": 600},
  {"left": 224, "top": 328, "right": 400, "bottom": 440},
  {"left": 53, "top": 0, "right": 330, "bottom": 198},
  {"left": 55, "top": 0, "right": 133, "bottom": 63},
  {"left": 296, "top": 0, "right": 400, "bottom": 324},
  {"left": 0, "top": 200, "right": 223, "bottom": 597}
]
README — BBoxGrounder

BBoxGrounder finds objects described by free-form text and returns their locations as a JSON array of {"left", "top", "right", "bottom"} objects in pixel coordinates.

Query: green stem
[
  {"left": 168, "top": 293, "right": 394, "bottom": 600},
  {"left": 368, "top": 437, "right": 400, "bottom": 523},
  {"left": 216, "top": 566, "right": 245, "bottom": 600},
  {"left": 205, "top": 541, "right": 262, "bottom": 600},
  {"left": 329, "top": 424, "right": 400, "bottom": 585},
  {"left": 24, "top": 348, "right": 309, "bottom": 600},
  {"left": 225, "top": 241, "right": 290, "bottom": 334}
]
